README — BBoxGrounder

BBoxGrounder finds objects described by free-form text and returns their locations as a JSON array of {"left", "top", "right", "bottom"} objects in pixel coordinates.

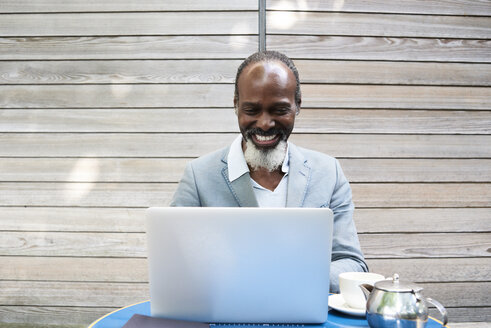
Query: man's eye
[{"left": 276, "top": 108, "right": 290, "bottom": 114}]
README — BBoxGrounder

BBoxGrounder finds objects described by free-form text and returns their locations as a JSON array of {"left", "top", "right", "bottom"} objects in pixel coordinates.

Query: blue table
[{"left": 88, "top": 298, "right": 448, "bottom": 328}]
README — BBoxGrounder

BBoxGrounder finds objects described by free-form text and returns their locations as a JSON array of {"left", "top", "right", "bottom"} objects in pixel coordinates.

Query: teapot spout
[{"left": 359, "top": 283, "right": 374, "bottom": 300}]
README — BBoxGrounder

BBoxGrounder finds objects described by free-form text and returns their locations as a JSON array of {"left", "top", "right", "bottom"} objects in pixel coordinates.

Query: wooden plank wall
[
  {"left": 0, "top": 0, "right": 490, "bottom": 326},
  {"left": 266, "top": 0, "right": 491, "bottom": 323},
  {"left": 0, "top": 1, "right": 256, "bottom": 326}
]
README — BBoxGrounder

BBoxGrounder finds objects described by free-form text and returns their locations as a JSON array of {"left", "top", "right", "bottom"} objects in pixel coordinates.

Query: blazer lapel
[
  {"left": 221, "top": 150, "right": 259, "bottom": 207},
  {"left": 286, "top": 144, "right": 311, "bottom": 207}
]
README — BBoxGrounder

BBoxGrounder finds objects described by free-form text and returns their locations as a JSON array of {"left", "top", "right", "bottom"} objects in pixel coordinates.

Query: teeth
[{"left": 255, "top": 134, "right": 276, "bottom": 141}]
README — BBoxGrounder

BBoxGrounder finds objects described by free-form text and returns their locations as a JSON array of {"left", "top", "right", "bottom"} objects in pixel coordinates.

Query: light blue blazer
[{"left": 171, "top": 142, "right": 368, "bottom": 292}]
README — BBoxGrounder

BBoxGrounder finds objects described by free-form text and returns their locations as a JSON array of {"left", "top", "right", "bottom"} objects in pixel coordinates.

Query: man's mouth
[{"left": 251, "top": 133, "right": 281, "bottom": 147}]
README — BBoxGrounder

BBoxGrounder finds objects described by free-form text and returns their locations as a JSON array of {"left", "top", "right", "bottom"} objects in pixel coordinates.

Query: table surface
[{"left": 88, "top": 297, "right": 448, "bottom": 328}]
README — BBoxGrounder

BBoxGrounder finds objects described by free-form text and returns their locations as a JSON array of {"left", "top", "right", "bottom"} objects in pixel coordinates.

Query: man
[{"left": 171, "top": 51, "right": 367, "bottom": 292}]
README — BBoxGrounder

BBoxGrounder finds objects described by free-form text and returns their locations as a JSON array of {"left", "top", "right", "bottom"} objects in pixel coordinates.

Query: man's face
[{"left": 235, "top": 60, "right": 299, "bottom": 151}]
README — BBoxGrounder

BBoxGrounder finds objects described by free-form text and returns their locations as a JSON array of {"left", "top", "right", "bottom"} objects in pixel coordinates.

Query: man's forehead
[
  {"left": 238, "top": 60, "right": 295, "bottom": 92},
  {"left": 242, "top": 61, "right": 290, "bottom": 80}
]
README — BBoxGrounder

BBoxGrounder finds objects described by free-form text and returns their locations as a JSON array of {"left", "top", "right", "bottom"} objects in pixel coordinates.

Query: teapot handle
[{"left": 426, "top": 297, "right": 448, "bottom": 327}]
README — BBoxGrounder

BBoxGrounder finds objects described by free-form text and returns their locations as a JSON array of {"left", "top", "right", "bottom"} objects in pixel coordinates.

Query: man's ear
[
  {"left": 295, "top": 99, "right": 301, "bottom": 115},
  {"left": 233, "top": 97, "right": 238, "bottom": 115}
]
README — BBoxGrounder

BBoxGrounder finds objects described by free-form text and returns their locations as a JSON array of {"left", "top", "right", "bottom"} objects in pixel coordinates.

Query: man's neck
[{"left": 249, "top": 166, "right": 285, "bottom": 191}]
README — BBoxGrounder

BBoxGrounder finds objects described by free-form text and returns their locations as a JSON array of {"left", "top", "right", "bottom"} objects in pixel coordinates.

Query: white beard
[{"left": 243, "top": 137, "right": 287, "bottom": 172}]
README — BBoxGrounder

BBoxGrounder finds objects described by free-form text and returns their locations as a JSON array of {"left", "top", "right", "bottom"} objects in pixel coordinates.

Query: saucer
[{"left": 328, "top": 294, "right": 366, "bottom": 317}]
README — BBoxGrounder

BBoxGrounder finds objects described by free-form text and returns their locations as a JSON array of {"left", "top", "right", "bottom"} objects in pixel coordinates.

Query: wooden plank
[
  {"left": 1, "top": 256, "right": 488, "bottom": 283},
  {"left": 0, "top": 182, "right": 176, "bottom": 207},
  {"left": 0, "top": 281, "right": 149, "bottom": 307},
  {"left": 0, "top": 207, "right": 147, "bottom": 232},
  {"left": 290, "top": 134, "right": 491, "bottom": 159},
  {"left": 0, "top": 36, "right": 257, "bottom": 60},
  {"left": 0, "top": 12, "right": 257, "bottom": 36},
  {"left": 352, "top": 183, "right": 491, "bottom": 208},
  {"left": 268, "top": 36, "right": 491, "bottom": 63},
  {"left": 300, "top": 85, "right": 491, "bottom": 110},
  {"left": 354, "top": 208, "right": 491, "bottom": 233},
  {"left": 420, "top": 282, "right": 491, "bottom": 307},
  {"left": 1, "top": 133, "right": 490, "bottom": 158},
  {"left": 341, "top": 159, "right": 491, "bottom": 183},
  {"left": 366, "top": 258, "right": 491, "bottom": 282},
  {"left": 0, "top": 158, "right": 189, "bottom": 182},
  {"left": 296, "top": 109, "right": 491, "bottom": 133},
  {"left": 1, "top": 60, "right": 489, "bottom": 86},
  {"left": 0, "top": 207, "right": 488, "bottom": 233},
  {"left": 2, "top": 158, "right": 490, "bottom": 183},
  {"left": 0, "top": 108, "right": 238, "bottom": 132},
  {"left": 1, "top": 231, "right": 489, "bottom": 258},
  {"left": 267, "top": 12, "right": 491, "bottom": 39},
  {"left": 0, "top": 257, "right": 147, "bottom": 282},
  {"left": 0, "top": 281, "right": 487, "bottom": 307},
  {"left": 444, "top": 309, "right": 491, "bottom": 324},
  {"left": 0, "top": 305, "right": 115, "bottom": 326},
  {"left": 2, "top": 85, "right": 489, "bottom": 109},
  {"left": 266, "top": 0, "right": 491, "bottom": 16},
  {"left": 1, "top": 207, "right": 488, "bottom": 233},
  {"left": 0, "top": 0, "right": 257, "bottom": 13},
  {"left": 360, "top": 233, "right": 491, "bottom": 259},
  {"left": 294, "top": 60, "right": 491, "bottom": 86},
  {"left": 0, "top": 85, "right": 234, "bottom": 108},
  {"left": 0, "top": 60, "right": 240, "bottom": 84},
  {"left": 0, "top": 232, "right": 147, "bottom": 257},
  {"left": 2, "top": 109, "right": 490, "bottom": 134},
  {"left": 0, "top": 182, "right": 489, "bottom": 207}
]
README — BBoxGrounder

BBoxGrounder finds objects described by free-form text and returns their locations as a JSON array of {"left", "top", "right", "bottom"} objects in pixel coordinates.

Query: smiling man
[{"left": 171, "top": 51, "right": 367, "bottom": 292}]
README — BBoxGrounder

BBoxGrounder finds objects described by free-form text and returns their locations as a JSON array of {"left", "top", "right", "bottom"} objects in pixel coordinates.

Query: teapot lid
[{"left": 374, "top": 274, "right": 423, "bottom": 293}]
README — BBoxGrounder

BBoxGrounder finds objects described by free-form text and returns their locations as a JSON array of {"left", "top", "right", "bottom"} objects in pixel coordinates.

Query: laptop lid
[{"left": 146, "top": 207, "right": 333, "bottom": 324}]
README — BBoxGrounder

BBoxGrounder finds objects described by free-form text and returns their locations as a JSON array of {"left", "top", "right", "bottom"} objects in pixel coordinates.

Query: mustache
[{"left": 245, "top": 127, "right": 287, "bottom": 139}]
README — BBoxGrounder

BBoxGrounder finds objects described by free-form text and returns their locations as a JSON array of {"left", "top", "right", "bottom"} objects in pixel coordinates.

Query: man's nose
[{"left": 256, "top": 112, "right": 275, "bottom": 130}]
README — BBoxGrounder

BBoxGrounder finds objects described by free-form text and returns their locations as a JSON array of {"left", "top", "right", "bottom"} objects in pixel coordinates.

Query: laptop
[{"left": 146, "top": 207, "right": 333, "bottom": 324}]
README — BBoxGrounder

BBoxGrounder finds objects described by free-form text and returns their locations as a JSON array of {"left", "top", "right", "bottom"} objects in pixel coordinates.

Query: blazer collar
[
  {"left": 219, "top": 143, "right": 311, "bottom": 208},
  {"left": 285, "top": 143, "right": 311, "bottom": 207},
  {"left": 221, "top": 148, "right": 259, "bottom": 207}
]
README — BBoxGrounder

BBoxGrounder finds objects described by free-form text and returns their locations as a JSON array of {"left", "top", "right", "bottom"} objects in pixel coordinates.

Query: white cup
[{"left": 339, "top": 272, "right": 385, "bottom": 309}]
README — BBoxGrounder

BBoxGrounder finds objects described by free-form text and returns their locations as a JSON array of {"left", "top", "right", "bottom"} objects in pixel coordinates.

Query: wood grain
[
  {"left": 0, "top": 305, "right": 115, "bottom": 326},
  {"left": 266, "top": 0, "right": 491, "bottom": 16},
  {"left": 0, "top": 280, "right": 487, "bottom": 307},
  {"left": 1, "top": 231, "right": 489, "bottom": 258},
  {"left": 0, "top": 280, "right": 149, "bottom": 307},
  {"left": 0, "top": 257, "right": 148, "bottom": 282},
  {"left": 267, "top": 12, "right": 491, "bottom": 39},
  {"left": 2, "top": 109, "right": 490, "bottom": 134},
  {"left": 2, "top": 84, "right": 489, "bottom": 109},
  {"left": 268, "top": 35, "right": 491, "bottom": 63},
  {"left": 0, "top": 60, "right": 240, "bottom": 84},
  {"left": 2, "top": 60, "right": 489, "bottom": 85},
  {"left": 354, "top": 208, "right": 491, "bottom": 233},
  {"left": 300, "top": 85, "right": 491, "bottom": 109},
  {"left": 352, "top": 183, "right": 491, "bottom": 208},
  {"left": 295, "top": 60, "right": 491, "bottom": 86},
  {"left": 2, "top": 207, "right": 488, "bottom": 234},
  {"left": 2, "top": 133, "right": 490, "bottom": 158},
  {"left": 0, "top": 36, "right": 257, "bottom": 60},
  {"left": 1, "top": 256, "right": 488, "bottom": 283},
  {"left": 0, "top": 12, "right": 257, "bottom": 36},
  {"left": 0, "top": 182, "right": 489, "bottom": 207},
  {"left": 1, "top": 158, "right": 489, "bottom": 183},
  {"left": 0, "top": 84, "right": 234, "bottom": 108},
  {"left": 0, "top": 0, "right": 257, "bottom": 13},
  {"left": 360, "top": 233, "right": 491, "bottom": 259},
  {"left": 367, "top": 258, "right": 491, "bottom": 282}
]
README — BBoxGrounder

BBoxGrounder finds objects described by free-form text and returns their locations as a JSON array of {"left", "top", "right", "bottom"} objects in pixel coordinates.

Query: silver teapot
[{"left": 360, "top": 274, "right": 448, "bottom": 328}]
